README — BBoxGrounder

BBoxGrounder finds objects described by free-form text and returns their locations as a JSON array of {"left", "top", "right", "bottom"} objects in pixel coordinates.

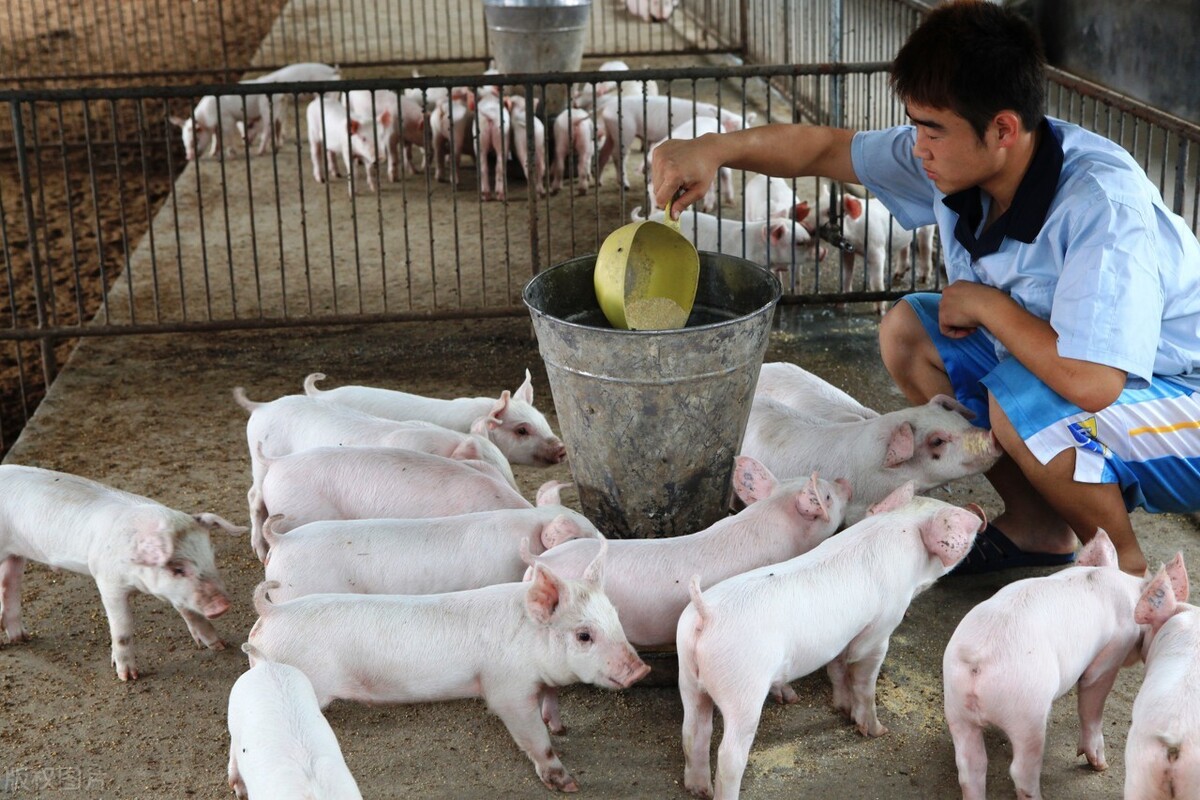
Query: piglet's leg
[
  {"left": 540, "top": 686, "right": 565, "bottom": 734},
  {"left": 97, "top": 580, "right": 139, "bottom": 681},
  {"left": 489, "top": 688, "right": 578, "bottom": 792},
  {"left": 844, "top": 639, "right": 890, "bottom": 737},
  {"left": 826, "top": 651, "right": 852, "bottom": 715},
  {"left": 946, "top": 714, "right": 988, "bottom": 800},
  {"left": 1003, "top": 709, "right": 1049, "bottom": 800},
  {"left": 680, "top": 675, "right": 716, "bottom": 799},
  {"left": 713, "top": 700, "right": 764, "bottom": 800},
  {"left": 1076, "top": 662, "right": 1122, "bottom": 771},
  {"left": 1, "top": 555, "right": 29, "bottom": 642},
  {"left": 177, "top": 606, "right": 225, "bottom": 650}
]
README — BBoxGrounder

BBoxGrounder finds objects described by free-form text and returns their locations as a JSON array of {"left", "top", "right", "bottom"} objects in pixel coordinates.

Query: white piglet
[
  {"left": 625, "top": 0, "right": 678, "bottom": 22},
  {"left": 0, "top": 465, "right": 245, "bottom": 681},
  {"left": 227, "top": 646, "right": 363, "bottom": 800},
  {"left": 529, "top": 457, "right": 849, "bottom": 734},
  {"left": 742, "top": 174, "right": 813, "bottom": 223},
  {"left": 304, "top": 370, "right": 567, "bottom": 466},
  {"left": 943, "top": 531, "right": 1181, "bottom": 800},
  {"left": 343, "top": 89, "right": 402, "bottom": 183},
  {"left": 255, "top": 445, "right": 533, "bottom": 533},
  {"left": 262, "top": 490, "right": 602, "bottom": 601},
  {"left": 1126, "top": 558, "right": 1199, "bottom": 800},
  {"left": 507, "top": 95, "right": 547, "bottom": 197},
  {"left": 429, "top": 88, "right": 476, "bottom": 185},
  {"left": 742, "top": 393, "right": 1001, "bottom": 524},
  {"left": 677, "top": 484, "right": 984, "bottom": 800},
  {"left": 232, "top": 387, "right": 515, "bottom": 560},
  {"left": 755, "top": 361, "right": 878, "bottom": 422},
  {"left": 474, "top": 92, "right": 511, "bottom": 201},
  {"left": 240, "top": 62, "right": 342, "bottom": 153},
  {"left": 247, "top": 543, "right": 649, "bottom": 792},
  {"left": 827, "top": 193, "right": 936, "bottom": 313},
  {"left": 550, "top": 108, "right": 601, "bottom": 196},
  {"left": 305, "top": 95, "right": 387, "bottom": 195}
]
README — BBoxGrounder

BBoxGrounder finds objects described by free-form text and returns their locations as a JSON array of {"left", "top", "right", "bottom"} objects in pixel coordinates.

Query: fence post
[
  {"left": 1174, "top": 136, "right": 1189, "bottom": 217},
  {"left": 738, "top": 0, "right": 749, "bottom": 59},
  {"left": 525, "top": 82, "right": 542, "bottom": 280},
  {"left": 8, "top": 101, "right": 58, "bottom": 387},
  {"left": 217, "top": 0, "right": 234, "bottom": 82}
]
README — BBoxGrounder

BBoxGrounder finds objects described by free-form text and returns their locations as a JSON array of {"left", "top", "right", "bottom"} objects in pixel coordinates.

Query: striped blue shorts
[{"left": 903, "top": 292, "right": 1200, "bottom": 514}]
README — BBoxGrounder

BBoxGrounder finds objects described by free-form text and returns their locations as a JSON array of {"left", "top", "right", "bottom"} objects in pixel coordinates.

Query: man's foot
[{"left": 950, "top": 523, "right": 1076, "bottom": 575}]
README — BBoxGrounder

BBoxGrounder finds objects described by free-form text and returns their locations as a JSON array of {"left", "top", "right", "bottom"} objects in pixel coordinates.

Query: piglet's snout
[
  {"left": 198, "top": 582, "right": 231, "bottom": 619},
  {"left": 611, "top": 649, "right": 651, "bottom": 688},
  {"left": 540, "top": 440, "right": 568, "bottom": 465}
]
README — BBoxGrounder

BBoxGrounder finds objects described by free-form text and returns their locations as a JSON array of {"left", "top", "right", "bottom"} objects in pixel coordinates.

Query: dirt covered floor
[{"left": 3, "top": 308, "right": 1198, "bottom": 799}]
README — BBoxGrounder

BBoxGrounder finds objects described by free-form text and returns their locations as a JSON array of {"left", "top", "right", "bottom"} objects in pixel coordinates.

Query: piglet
[
  {"left": 825, "top": 192, "right": 937, "bottom": 313},
  {"left": 755, "top": 361, "right": 878, "bottom": 423},
  {"left": 255, "top": 445, "right": 532, "bottom": 533},
  {"left": 1126, "top": 557, "right": 1198, "bottom": 800},
  {"left": 261, "top": 498, "right": 603, "bottom": 601},
  {"left": 227, "top": 645, "right": 363, "bottom": 800},
  {"left": 943, "top": 530, "right": 1181, "bottom": 800},
  {"left": 343, "top": 89, "right": 401, "bottom": 183},
  {"left": 529, "top": 457, "right": 848, "bottom": 735},
  {"left": 677, "top": 484, "right": 984, "bottom": 800},
  {"left": 247, "top": 542, "right": 649, "bottom": 792},
  {"left": 742, "top": 393, "right": 1001, "bottom": 525},
  {"left": 742, "top": 174, "right": 812, "bottom": 223},
  {"left": 507, "top": 95, "right": 547, "bottom": 197},
  {"left": 306, "top": 95, "right": 387, "bottom": 195},
  {"left": 303, "top": 370, "right": 566, "bottom": 466},
  {"left": 474, "top": 92, "right": 511, "bottom": 201},
  {"left": 646, "top": 117, "right": 730, "bottom": 213},
  {"left": 569, "top": 60, "right": 657, "bottom": 110},
  {"left": 531, "top": 457, "right": 848, "bottom": 648},
  {"left": 550, "top": 108, "right": 601, "bottom": 196},
  {"left": 232, "top": 387, "right": 515, "bottom": 560},
  {"left": 429, "top": 87, "right": 475, "bottom": 185},
  {"left": 0, "top": 464, "right": 244, "bottom": 681},
  {"left": 625, "top": 0, "right": 678, "bottom": 22}
]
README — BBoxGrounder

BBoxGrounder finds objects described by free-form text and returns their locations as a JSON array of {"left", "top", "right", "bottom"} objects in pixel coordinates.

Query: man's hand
[
  {"left": 938, "top": 280, "right": 1009, "bottom": 338},
  {"left": 650, "top": 133, "right": 725, "bottom": 217}
]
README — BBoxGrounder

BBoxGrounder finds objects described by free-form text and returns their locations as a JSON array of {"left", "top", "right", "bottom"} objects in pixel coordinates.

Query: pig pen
[
  {"left": 5, "top": 3, "right": 1200, "bottom": 800},
  {"left": 2, "top": 308, "right": 1199, "bottom": 799}
]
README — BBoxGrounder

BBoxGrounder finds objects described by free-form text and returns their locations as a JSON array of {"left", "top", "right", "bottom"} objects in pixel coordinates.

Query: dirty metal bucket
[
  {"left": 484, "top": 0, "right": 592, "bottom": 75},
  {"left": 524, "top": 252, "right": 781, "bottom": 539}
]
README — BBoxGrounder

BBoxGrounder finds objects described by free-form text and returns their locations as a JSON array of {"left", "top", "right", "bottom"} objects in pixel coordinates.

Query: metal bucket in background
[
  {"left": 524, "top": 252, "right": 782, "bottom": 539},
  {"left": 484, "top": 0, "right": 591, "bottom": 115}
]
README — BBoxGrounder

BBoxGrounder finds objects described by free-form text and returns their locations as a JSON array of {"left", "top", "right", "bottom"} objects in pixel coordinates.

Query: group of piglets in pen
[
  {"left": 2, "top": 352, "right": 1193, "bottom": 799},
  {"left": 168, "top": 57, "right": 939, "bottom": 301}
]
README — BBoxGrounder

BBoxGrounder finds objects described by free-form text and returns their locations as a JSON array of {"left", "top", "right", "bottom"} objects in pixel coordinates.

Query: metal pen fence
[{"left": 1, "top": 0, "right": 747, "bottom": 86}]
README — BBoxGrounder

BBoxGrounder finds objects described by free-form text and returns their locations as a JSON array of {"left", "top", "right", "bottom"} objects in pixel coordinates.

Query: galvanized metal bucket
[
  {"left": 524, "top": 252, "right": 782, "bottom": 539},
  {"left": 484, "top": 0, "right": 592, "bottom": 75}
]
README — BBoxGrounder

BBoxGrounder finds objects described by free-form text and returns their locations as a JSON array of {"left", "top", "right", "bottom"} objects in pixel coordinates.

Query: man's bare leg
[
  {"left": 987, "top": 396, "right": 1147, "bottom": 575},
  {"left": 879, "top": 301, "right": 1077, "bottom": 556}
]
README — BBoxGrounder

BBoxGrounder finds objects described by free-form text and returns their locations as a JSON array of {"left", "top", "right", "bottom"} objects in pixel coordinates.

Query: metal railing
[{"left": 1, "top": 0, "right": 746, "bottom": 86}]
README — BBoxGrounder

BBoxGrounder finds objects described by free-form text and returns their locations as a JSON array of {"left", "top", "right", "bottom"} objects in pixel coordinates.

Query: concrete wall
[{"left": 1035, "top": 0, "right": 1200, "bottom": 124}]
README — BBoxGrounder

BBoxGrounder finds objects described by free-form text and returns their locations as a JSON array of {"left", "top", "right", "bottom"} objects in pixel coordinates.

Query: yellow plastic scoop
[{"left": 594, "top": 202, "right": 700, "bottom": 330}]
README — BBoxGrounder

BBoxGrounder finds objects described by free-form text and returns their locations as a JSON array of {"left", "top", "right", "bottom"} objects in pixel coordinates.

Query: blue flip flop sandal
[{"left": 950, "top": 523, "right": 1076, "bottom": 576}]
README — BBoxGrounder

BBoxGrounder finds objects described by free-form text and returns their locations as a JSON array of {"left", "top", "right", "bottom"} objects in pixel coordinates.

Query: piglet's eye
[
  {"left": 576, "top": 630, "right": 592, "bottom": 644},
  {"left": 168, "top": 564, "right": 187, "bottom": 577},
  {"left": 515, "top": 425, "right": 531, "bottom": 437},
  {"left": 929, "top": 437, "right": 946, "bottom": 448}
]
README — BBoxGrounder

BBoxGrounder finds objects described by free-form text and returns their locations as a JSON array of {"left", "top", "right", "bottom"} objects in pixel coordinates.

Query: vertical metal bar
[
  {"left": 216, "top": 0, "right": 233, "bottom": 81},
  {"left": 134, "top": 98, "right": 162, "bottom": 322},
  {"left": 292, "top": 93, "right": 311, "bottom": 317},
  {"left": 525, "top": 82, "right": 541, "bottom": 280},
  {"left": 108, "top": 99, "right": 136, "bottom": 325},
  {"left": 56, "top": 102, "right": 85, "bottom": 325},
  {"left": 10, "top": 101, "right": 58, "bottom": 385},
  {"left": 29, "top": 102, "right": 58, "bottom": 329}
]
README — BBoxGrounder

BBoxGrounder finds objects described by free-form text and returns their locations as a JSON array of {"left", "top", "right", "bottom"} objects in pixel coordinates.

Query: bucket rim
[{"left": 522, "top": 251, "right": 783, "bottom": 336}]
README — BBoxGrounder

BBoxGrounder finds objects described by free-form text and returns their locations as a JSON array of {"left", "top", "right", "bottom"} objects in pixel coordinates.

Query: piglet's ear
[
  {"left": 347, "top": 118, "right": 360, "bottom": 135},
  {"left": 1135, "top": 566, "right": 1180, "bottom": 630},
  {"left": 526, "top": 563, "right": 565, "bottom": 623},
  {"left": 1076, "top": 529, "right": 1117, "bottom": 568},
  {"left": 536, "top": 480, "right": 570, "bottom": 507},
  {"left": 581, "top": 539, "right": 608, "bottom": 586},
  {"left": 449, "top": 438, "right": 481, "bottom": 462},
  {"left": 867, "top": 481, "right": 915, "bottom": 516},
  {"left": 884, "top": 422, "right": 915, "bottom": 467},
  {"left": 732, "top": 455, "right": 777, "bottom": 505},
  {"left": 131, "top": 517, "right": 174, "bottom": 567},
  {"left": 515, "top": 368, "right": 535, "bottom": 404},
  {"left": 793, "top": 202, "right": 811, "bottom": 223},
  {"left": 487, "top": 391, "right": 511, "bottom": 429},
  {"left": 845, "top": 195, "right": 863, "bottom": 220},
  {"left": 193, "top": 513, "right": 247, "bottom": 536},
  {"left": 930, "top": 393, "right": 975, "bottom": 420},
  {"left": 797, "top": 473, "right": 829, "bottom": 522},
  {"left": 1165, "top": 551, "right": 1189, "bottom": 603},
  {"left": 921, "top": 506, "right": 982, "bottom": 567}
]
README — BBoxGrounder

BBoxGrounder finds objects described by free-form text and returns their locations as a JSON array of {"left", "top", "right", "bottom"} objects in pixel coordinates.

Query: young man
[{"left": 650, "top": 0, "right": 1200, "bottom": 575}]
